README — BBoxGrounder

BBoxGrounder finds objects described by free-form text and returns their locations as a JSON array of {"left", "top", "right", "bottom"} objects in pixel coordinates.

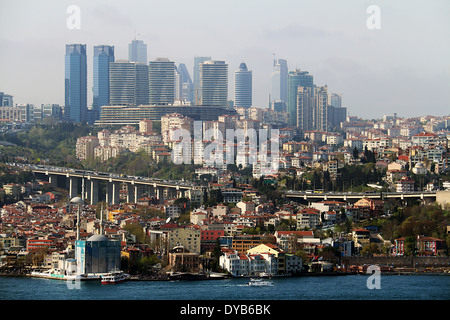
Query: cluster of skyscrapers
[
  {"left": 64, "top": 39, "right": 345, "bottom": 130},
  {"left": 64, "top": 40, "right": 252, "bottom": 124},
  {"left": 269, "top": 58, "right": 346, "bottom": 131}
]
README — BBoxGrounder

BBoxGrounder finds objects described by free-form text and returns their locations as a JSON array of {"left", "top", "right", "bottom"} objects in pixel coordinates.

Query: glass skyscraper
[
  {"left": 287, "top": 69, "right": 314, "bottom": 126},
  {"left": 270, "top": 59, "right": 288, "bottom": 103},
  {"left": 149, "top": 58, "right": 175, "bottom": 105},
  {"left": 109, "top": 60, "right": 149, "bottom": 106},
  {"left": 193, "top": 56, "right": 211, "bottom": 104},
  {"left": 93, "top": 45, "right": 114, "bottom": 120},
  {"left": 128, "top": 39, "right": 147, "bottom": 64},
  {"left": 65, "top": 44, "right": 87, "bottom": 122},
  {"left": 177, "top": 63, "right": 194, "bottom": 104},
  {"left": 199, "top": 60, "right": 228, "bottom": 107},
  {"left": 234, "top": 62, "right": 252, "bottom": 108}
]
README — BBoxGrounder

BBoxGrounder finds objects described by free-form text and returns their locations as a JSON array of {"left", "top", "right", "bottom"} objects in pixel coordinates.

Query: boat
[
  {"left": 248, "top": 278, "right": 274, "bottom": 287},
  {"left": 100, "top": 270, "right": 129, "bottom": 284}
]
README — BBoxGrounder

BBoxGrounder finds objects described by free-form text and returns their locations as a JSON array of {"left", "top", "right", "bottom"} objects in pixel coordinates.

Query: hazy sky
[{"left": 0, "top": 0, "right": 449, "bottom": 119}]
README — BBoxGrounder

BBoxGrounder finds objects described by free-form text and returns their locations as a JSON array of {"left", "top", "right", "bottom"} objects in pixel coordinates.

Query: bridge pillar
[
  {"left": 90, "top": 180, "right": 99, "bottom": 205},
  {"left": 48, "top": 175, "right": 58, "bottom": 188},
  {"left": 106, "top": 183, "right": 112, "bottom": 205},
  {"left": 69, "top": 177, "right": 78, "bottom": 198},
  {"left": 156, "top": 187, "right": 164, "bottom": 204},
  {"left": 134, "top": 185, "right": 143, "bottom": 203},
  {"left": 84, "top": 179, "right": 91, "bottom": 202},
  {"left": 126, "top": 184, "right": 134, "bottom": 203},
  {"left": 112, "top": 182, "right": 120, "bottom": 205}
]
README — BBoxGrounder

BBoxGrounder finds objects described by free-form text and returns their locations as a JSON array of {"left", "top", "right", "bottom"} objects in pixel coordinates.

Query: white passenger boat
[
  {"left": 248, "top": 278, "right": 274, "bottom": 287},
  {"left": 101, "top": 270, "right": 129, "bottom": 284}
]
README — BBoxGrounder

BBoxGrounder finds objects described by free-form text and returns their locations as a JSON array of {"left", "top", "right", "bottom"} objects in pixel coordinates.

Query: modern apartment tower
[
  {"left": 65, "top": 44, "right": 87, "bottom": 122},
  {"left": 296, "top": 85, "right": 329, "bottom": 132},
  {"left": 193, "top": 57, "right": 211, "bottom": 104},
  {"left": 199, "top": 60, "right": 228, "bottom": 107},
  {"left": 234, "top": 62, "right": 252, "bottom": 108},
  {"left": 270, "top": 59, "right": 288, "bottom": 103},
  {"left": 149, "top": 58, "right": 175, "bottom": 105},
  {"left": 128, "top": 39, "right": 147, "bottom": 64},
  {"left": 287, "top": 69, "right": 314, "bottom": 126},
  {"left": 109, "top": 60, "right": 149, "bottom": 106},
  {"left": 93, "top": 45, "right": 115, "bottom": 120}
]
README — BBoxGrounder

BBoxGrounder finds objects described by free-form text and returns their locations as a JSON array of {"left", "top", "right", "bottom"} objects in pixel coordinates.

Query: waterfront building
[
  {"left": 234, "top": 62, "right": 252, "bottom": 108},
  {"left": 109, "top": 60, "right": 149, "bottom": 106},
  {"left": 128, "top": 39, "right": 147, "bottom": 64},
  {"left": 75, "top": 234, "right": 121, "bottom": 275},
  {"left": 168, "top": 228, "right": 201, "bottom": 254},
  {"left": 65, "top": 44, "right": 87, "bottom": 122},
  {"left": 199, "top": 60, "right": 228, "bottom": 107},
  {"left": 149, "top": 58, "right": 175, "bottom": 105},
  {"left": 93, "top": 45, "right": 115, "bottom": 121}
]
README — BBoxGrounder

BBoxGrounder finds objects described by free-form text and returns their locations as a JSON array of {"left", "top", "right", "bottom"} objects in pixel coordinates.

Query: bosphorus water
[{"left": 1, "top": 274, "right": 449, "bottom": 300}]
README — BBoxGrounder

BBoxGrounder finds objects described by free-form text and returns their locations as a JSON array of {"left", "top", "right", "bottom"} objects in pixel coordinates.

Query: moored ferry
[{"left": 100, "top": 270, "right": 129, "bottom": 284}]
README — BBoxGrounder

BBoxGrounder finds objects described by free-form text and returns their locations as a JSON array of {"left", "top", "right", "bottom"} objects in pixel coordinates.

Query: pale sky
[{"left": 0, "top": 0, "right": 449, "bottom": 119}]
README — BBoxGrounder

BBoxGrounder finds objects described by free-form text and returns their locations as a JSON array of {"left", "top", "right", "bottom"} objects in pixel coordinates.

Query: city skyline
[{"left": 0, "top": 0, "right": 449, "bottom": 119}]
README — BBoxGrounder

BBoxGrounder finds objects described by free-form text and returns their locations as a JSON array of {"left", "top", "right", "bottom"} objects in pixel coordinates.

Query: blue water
[{"left": 1, "top": 275, "right": 449, "bottom": 300}]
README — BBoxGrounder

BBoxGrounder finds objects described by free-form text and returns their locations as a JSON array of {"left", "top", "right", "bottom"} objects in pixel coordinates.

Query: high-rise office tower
[
  {"left": 149, "top": 58, "right": 175, "bottom": 105},
  {"left": 109, "top": 60, "right": 149, "bottom": 106},
  {"left": 177, "top": 63, "right": 194, "bottom": 104},
  {"left": 128, "top": 39, "right": 147, "bottom": 64},
  {"left": 270, "top": 59, "right": 288, "bottom": 103},
  {"left": 93, "top": 45, "right": 115, "bottom": 120},
  {"left": 199, "top": 60, "right": 228, "bottom": 107},
  {"left": 234, "top": 62, "right": 252, "bottom": 108},
  {"left": 287, "top": 69, "right": 314, "bottom": 126},
  {"left": 193, "top": 56, "right": 211, "bottom": 104},
  {"left": 65, "top": 44, "right": 87, "bottom": 122}
]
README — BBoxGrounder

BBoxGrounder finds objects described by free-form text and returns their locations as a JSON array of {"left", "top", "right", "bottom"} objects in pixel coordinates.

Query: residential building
[
  {"left": 296, "top": 208, "right": 321, "bottom": 229},
  {"left": 231, "top": 234, "right": 277, "bottom": 254},
  {"left": 395, "top": 176, "right": 415, "bottom": 193},
  {"left": 160, "top": 113, "right": 193, "bottom": 143},
  {"left": 65, "top": 44, "right": 87, "bottom": 122},
  {"left": 76, "top": 136, "right": 100, "bottom": 160},
  {"left": 168, "top": 227, "right": 201, "bottom": 254}
]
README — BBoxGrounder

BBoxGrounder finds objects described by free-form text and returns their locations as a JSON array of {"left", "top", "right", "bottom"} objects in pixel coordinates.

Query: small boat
[
  {"left": 101, "top": 270, "right": 129, "bottom": 284},
  {"left": 248, "top": 278, "right": 274, "bottom": 287}
]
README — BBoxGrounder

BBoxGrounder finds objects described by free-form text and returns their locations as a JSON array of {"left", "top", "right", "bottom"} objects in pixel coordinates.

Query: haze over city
[{"left": 0, "top": 0, "right": 449, "bottom": 119}]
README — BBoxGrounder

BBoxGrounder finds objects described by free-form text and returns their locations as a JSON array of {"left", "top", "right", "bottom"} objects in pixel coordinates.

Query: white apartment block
[
  {"left": 76, "top": 136, "right": 100, "bottom": 160},
  {"left": 296, "top": 208, "right": 321, "bottom": 229},
  {"left": 161, "top": 113, "right": 193, "bottom": 143}
]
